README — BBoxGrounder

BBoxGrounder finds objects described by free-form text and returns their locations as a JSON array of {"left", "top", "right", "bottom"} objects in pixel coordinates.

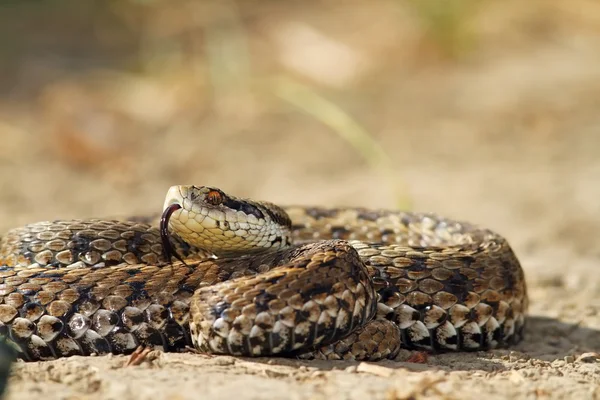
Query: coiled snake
[{"left": 0, "top": 186, "right": 527, "bottom": 362}]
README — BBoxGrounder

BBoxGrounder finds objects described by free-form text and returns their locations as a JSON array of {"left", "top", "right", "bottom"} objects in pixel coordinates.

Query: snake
[{"left": 0, "top": 185, "right": 527, "bottom": 362}]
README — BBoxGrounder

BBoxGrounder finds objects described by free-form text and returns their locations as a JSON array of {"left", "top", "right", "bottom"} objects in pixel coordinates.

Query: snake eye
[{"left": 206, "top": 190, "right": 223, "bottom": 206}]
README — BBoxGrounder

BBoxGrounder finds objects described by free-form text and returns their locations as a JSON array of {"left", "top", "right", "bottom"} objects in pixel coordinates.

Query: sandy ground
[
  {"left": 1, "top": 1, "right": 600, "bottom": 399},
  {"left": 1, "top": 129, "right": 599, "bottom": 400}
]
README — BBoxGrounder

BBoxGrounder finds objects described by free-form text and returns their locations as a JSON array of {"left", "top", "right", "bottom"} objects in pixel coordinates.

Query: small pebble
[
  {"left": 564, "top": 355, "right": 575, "bottom": 363},
  {"left": 576, "top": 352, "right": 600, "bottom": 363},
  {"left": 356, "top": 362, "right": 394, "bottom": 377},
  {"left": 509, "top": 351, "right": 530, "bottom": 362}
]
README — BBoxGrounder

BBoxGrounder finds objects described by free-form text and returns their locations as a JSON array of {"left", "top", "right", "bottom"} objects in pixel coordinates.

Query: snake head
[{"left": 162, "top": 185, "right": 292, "bottom": 257}]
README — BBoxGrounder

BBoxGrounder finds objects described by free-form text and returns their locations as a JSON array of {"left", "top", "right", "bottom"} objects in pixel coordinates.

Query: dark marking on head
[
  {"left": 262, "top": 207, "right": 292, "bottom": 228},
  {"left": 215, "top": 220, "right": 230, "bottom": 230},
  {"left": 222, "top": 197, "right": 265, "bottom": 220}
]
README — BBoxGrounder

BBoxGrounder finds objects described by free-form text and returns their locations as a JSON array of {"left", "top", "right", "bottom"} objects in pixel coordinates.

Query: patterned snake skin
[{"left": 0, "top": 186, "right": 527, "bottom": 362}]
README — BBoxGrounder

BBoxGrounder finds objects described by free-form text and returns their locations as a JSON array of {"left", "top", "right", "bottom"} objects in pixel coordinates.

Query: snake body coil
[{"left": 0, "top": 186, "right": 527, "bottom": 361}]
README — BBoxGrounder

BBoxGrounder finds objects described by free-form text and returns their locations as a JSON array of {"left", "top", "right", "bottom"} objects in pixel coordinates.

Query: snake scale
[{"left": 0, "top": 185, "right": 527, "bottom": 362}]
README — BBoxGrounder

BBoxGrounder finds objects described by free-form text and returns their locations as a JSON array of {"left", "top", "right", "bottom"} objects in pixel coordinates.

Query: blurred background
[{"left": 0, "top": 0, "right": 599, "bottom": 281}]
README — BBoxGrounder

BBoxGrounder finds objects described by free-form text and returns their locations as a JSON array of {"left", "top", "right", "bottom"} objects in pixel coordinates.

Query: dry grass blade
[{"left": 273, "top": 77, "right": 412, "bottom": 210}]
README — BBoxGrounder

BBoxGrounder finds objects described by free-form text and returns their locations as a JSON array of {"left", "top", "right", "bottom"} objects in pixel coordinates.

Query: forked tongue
[{"left": 160, "top": 203, "right": 187, "bottom": 265}]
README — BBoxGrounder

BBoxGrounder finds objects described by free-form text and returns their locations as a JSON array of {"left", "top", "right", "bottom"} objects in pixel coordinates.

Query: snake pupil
[{"left": 160, "top": 203, "right": 186, "bottom": 265}]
